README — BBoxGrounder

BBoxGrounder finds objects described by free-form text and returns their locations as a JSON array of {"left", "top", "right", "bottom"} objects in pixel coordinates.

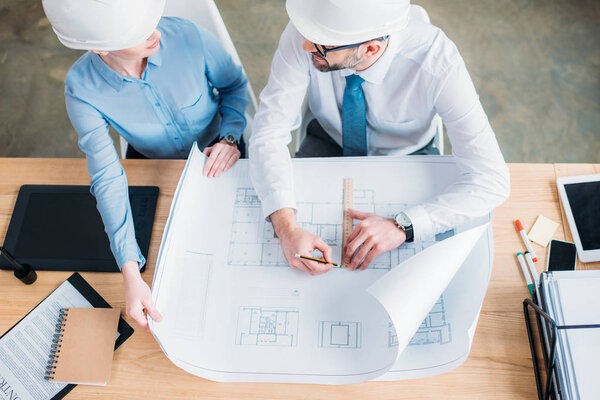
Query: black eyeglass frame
[{"left": 314, "top": 36, "right": 389, "bottom": 58}]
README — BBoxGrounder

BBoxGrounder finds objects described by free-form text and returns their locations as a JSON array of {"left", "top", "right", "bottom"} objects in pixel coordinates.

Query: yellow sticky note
[{"left": 528, "top": 215, "right": 559, "bottom": 247}]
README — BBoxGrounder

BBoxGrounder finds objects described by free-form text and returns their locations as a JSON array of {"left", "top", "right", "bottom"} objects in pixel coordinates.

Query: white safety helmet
[
  {"left": 286, "top": 0, "right": 410, "bottom": 46},
  {"left": 41, "top": 0, "right": 166, "bottom": 51}
]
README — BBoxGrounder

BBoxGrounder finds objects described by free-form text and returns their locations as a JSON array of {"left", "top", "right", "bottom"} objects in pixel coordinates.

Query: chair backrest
[
  {"left": 410, "top": 4, "right": 431, "bottom": 24},
  {"left": 409, "top": 5, "right": 444, "bottom": 153},
  {"left": 163, "top": 0, "right": 258, "bottom": 115},
  {"left": 119, "top": 0, "right": 257, "bottom": 158}
]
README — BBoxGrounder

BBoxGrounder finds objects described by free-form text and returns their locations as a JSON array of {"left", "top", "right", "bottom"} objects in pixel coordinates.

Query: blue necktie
[{"left": 342, "top": 74, "right": 367, "bottom": 156}]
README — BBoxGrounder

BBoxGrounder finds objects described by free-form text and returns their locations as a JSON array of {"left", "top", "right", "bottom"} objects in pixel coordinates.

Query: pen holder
[{"left": 523, "top": 298, "right": 600, "bottom": 400}]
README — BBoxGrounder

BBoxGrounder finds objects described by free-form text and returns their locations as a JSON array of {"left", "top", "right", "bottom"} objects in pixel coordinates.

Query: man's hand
[
  {"left": 122, "top": 261, "right": 163, "bottom": 330},
  {"left": 203, "top": 139, "right": 241, "bottom": 177},
  {"left": 271, "top": 208, "right": 334, "bottom": 275},
  {"left": 344, "top": 209, "right": 406, "bottom": 271}
]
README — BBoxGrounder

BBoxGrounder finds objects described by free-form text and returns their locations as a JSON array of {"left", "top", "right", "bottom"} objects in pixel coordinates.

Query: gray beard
[{"left": 312, "top": 51, "right": 362, "bottom": 72}]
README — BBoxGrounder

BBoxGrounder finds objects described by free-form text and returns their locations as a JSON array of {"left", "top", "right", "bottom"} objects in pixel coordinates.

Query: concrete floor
[{"left": 0, "top": 0, "right": 598, "bottom": 162}]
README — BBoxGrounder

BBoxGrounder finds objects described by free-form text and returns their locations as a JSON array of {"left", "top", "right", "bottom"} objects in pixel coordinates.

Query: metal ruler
[{"left": 342, "top": 178, "right": 354, "bottom": 268}]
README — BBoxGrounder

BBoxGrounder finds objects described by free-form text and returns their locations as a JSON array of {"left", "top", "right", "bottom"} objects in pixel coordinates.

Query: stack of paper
[{"left": 542, "top": 271, "right": 600, "bottom": 399}]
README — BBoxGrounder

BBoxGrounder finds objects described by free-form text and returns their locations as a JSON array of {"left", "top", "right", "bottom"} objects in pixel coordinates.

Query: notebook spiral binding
[{"left": 44, "top": 308, "right": 69, "bottom": 381}]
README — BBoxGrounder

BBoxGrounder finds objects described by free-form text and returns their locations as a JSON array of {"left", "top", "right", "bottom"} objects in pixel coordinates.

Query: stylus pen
[
  {"left": 0, "top": 246, "right": 37, "bottom": 285},
  {"left": 0, "top": 246, "right": 28, "bottom": 275},
  {"left": 294, "top": 253, "right": 338, "bottom": 267},
  {"left": 516, "top": 252, "right": 534, "bottom": 296},
  {"left": 524, "top": 252, "right": 539, "bottom": 292},
  {"left": 515, "top": 219, "right": 538, "bottom": 262}
]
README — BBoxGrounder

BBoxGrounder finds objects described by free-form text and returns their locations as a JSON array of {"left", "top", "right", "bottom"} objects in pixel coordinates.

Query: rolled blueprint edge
[{"left": 366, "top": 224, "right": 488, "bottom": 363}]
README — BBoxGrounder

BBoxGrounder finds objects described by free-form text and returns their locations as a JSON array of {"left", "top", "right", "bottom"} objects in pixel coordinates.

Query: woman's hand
[
  {"left": 203, "top": 139, "right": 241, "bottom": 177},
  {"left": 122, "top": 261, "right": 162, "bottom": 330}
]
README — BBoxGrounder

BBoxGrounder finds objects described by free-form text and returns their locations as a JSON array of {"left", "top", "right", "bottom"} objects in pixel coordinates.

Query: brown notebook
[{"left": 45, "top": 308, "right": 120, "bottom": 385}]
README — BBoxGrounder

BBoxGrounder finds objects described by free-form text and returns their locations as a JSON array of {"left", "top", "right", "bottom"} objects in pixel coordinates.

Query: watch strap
[
  {"left": 404, "top": 224, "right": 414, "bottom": 242},
  {"left": 395, "top": 212, "right": 414, "bottom": 243}
]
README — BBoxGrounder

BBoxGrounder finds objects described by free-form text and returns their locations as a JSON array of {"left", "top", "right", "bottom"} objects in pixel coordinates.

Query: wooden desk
[{"left": 1, "top": 159, "right": 599, "bottom": 399}]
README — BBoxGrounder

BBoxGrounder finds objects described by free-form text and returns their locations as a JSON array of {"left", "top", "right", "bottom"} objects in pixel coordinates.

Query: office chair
[{"left": 119, "top": 0, "right": 258, "bottom": 158}]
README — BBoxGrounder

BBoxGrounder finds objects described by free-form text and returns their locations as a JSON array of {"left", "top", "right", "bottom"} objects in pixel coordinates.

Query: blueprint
[
  {"left": 149, "top": 144, "right": 493, "bottom": 384},
  {"left": 228, "top": 187, "right": 452, "bottom": 269}
]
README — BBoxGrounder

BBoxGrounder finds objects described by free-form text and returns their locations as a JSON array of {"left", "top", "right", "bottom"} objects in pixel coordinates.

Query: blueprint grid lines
[
  {"left": 227, "top": 188, "right": 448, "bottom": 269},
  {"left": 319, "top": 321, "right": 362, "bottom": 349},
  {"left": 235, "top": 306, "right": 299, "bottom": 347},
  {"left": 388, "top": 295, "right": 452, "bottom": 347}
]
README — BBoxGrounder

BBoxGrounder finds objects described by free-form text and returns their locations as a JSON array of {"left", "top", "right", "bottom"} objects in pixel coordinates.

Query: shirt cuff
[
  {"left": 219, "top": 129, "right": 243, "bottom": 142},
  {"left": 261, "top": 190, "right": 297, "bottom": 221},
  {"left": 116, "top": 248, "right": 145, "bottom": 271},
  {"left": 402, "top": 205, "right": 434, "bottom": 242},
  {"left": 219, "top": 116, "right": 246, "bottom": 142}
]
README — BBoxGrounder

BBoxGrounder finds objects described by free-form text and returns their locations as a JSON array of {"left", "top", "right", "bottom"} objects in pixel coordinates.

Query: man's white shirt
[{"left": 249, "top": 19, "right": 510, "bottom": 241}]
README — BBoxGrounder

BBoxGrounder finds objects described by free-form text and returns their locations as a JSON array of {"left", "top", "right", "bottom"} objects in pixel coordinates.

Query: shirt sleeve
[
  {"left": 199, "top": 28, "right": 249, "bottom": 141},
  {"left": 248, "top": 23, "right": 311, "bottom": 219},
  {"left": 403, "top": 56, "right": 510, "bottom": 241},
  {"left": 65, "top": 89, "right": 145, "bottom": 269}
]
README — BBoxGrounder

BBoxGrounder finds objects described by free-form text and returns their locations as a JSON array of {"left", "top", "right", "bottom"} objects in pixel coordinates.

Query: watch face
[
  {"left": 395, "top": 213, "right": 411, "bottom": 227},
  {"left": 225, "top": 134, "right": 236, "bottom": 144}
]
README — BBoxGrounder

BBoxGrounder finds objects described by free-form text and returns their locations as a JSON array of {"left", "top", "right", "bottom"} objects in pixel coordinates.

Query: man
[
  {"left": 42, "top": 0, "right": 249, "bottom": 328},
  {"left": 249, "top": 0, "right": 509, "bottom": 275}
]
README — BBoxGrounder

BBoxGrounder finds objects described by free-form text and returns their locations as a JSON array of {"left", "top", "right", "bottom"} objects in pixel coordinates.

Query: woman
[{"left": 42, "top": 0, "right": 249, "bottom": 328}]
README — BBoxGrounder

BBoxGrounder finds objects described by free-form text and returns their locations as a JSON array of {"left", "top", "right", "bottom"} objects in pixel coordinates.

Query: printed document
[{"left": 0, "top": 281, "right": 92, "bottom": 400}]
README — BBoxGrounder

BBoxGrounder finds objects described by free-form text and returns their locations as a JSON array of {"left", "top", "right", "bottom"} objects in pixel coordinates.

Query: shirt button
[
  {"left": 166, "top": 122, "right": 171, "bottom": 126},
  {"left": 155, "top": 103, "right": 160, "bottom": 107},
  {"left": 174, "top": 137, "right": 179, "bottom": 140}
]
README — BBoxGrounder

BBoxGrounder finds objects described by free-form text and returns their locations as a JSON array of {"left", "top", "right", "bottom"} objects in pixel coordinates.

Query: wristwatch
[
  {"left": 394, "top": 212, "right": 414, "bottom": 242},
  {"left": 222, "top": 134, "right": 238, "bottom": 147}
]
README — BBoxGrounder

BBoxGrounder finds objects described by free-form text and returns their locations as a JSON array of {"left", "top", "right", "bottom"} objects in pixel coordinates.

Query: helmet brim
[
  {"left": 286, "top": 0, "right": 410, "bottom": 46},
  {"left": 54, "top": 0, "right": 166, "bottom": 51}
]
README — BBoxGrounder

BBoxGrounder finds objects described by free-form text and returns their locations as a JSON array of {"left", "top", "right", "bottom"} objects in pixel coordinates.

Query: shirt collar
[
  {"left": 340, "top": 33, "right": 399, "bottom": 85},
  {"left": 90, "top": 53, "right": 128, "bottom": 91},
  {"left": 90, "top": 46, "right": 163, "bottom": 91}
]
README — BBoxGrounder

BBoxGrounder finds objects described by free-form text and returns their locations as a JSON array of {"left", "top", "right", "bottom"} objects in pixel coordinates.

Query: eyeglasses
[
  {"left": 314, "top": 41, "right": 368, "bottom": 58},
  {"left": 313, "top": 36, "right": 389, "bottom": 58}
]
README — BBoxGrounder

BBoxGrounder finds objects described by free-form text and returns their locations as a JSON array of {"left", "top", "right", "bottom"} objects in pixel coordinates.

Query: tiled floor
[{"left": 0, "top": 0, "right": 598, "bottom": 162}]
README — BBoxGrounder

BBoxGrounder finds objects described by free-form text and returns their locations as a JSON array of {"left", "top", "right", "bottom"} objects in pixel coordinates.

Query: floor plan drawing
[
  {"left": 319, "top": 321, "right": 362, "bottom": 349},
  {"left": 235, "top": 306, "right": 299, "bottom": 347},
  {"left": 228, "top": 188, "right": 452, "bottom": 269},
  {"left": 151, "top": 147, "right": 494, "bottom": 383},
  {"left": 388, "top": 296, "right": 452, "bottom": 347}
]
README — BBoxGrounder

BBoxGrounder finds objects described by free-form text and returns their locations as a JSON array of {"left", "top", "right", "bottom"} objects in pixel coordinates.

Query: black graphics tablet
[{"left": 0, "top": 185, "right": 158, "bottom": 272}]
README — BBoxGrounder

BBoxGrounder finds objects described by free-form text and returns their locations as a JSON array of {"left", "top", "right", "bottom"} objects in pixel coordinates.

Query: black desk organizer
[{"left": 523, "top": 279, "right": 600, "bottom": 400}]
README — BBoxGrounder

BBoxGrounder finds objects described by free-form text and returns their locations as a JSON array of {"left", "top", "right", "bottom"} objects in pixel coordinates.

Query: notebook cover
[{"left": 49, "top": 308, "right": 120, "bottom": 385}]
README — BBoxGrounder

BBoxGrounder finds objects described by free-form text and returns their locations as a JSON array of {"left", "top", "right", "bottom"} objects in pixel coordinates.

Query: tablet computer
[
  {"left": 0, "top": 185, "right": 158, "bottom": 272},
  {"left": 556, "top": 174, "right": 600, "bottom": 263}
]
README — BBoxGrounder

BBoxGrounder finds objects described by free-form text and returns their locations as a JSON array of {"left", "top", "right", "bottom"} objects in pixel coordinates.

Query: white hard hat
[
  {"left": 286, "top": 0, "right": 410, "bottom": 46},
  {"left": 41, "top": 0, "right": 166, "bottom": 51}
]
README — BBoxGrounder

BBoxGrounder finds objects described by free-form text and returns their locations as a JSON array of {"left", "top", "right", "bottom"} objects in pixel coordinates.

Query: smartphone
[{"left": 546, "top": 239, "right": 577, "bottom": 272}]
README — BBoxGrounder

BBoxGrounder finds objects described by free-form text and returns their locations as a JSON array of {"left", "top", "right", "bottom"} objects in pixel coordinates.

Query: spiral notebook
[
  {"left": 46, "top": 308, "right": 120, "bottom": 385},
  {"left": 0, "top": 273, "right": 134, "bottom": 400}
]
